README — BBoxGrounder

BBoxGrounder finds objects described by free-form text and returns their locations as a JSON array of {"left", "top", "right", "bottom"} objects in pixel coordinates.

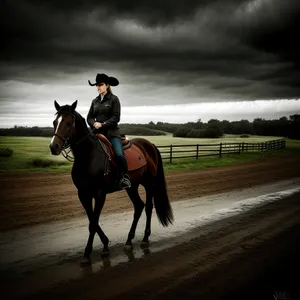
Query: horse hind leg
[
  {"left": 125, "top": 185, "right": 145, "bottom": 249},
  {"left": 141, "top": 185, "right": 154, "bottom": 247}
]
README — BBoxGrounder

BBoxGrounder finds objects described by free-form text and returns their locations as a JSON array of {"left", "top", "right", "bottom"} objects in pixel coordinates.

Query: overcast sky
[{"left": 1, "top": 0, "right": 300, "bottom": 128}]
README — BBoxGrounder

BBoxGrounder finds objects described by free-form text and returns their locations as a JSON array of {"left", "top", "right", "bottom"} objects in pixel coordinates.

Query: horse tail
[{"left": 153, "top": 145, "right": 174, "bottom": 227}]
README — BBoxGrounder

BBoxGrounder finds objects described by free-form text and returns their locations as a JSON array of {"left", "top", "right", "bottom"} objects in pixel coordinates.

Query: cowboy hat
[{"left": 88, "top": 73, "right": 119, "bottom": 86}]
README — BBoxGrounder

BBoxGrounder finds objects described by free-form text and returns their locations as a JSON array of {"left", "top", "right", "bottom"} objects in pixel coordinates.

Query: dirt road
[
  {"left": 1, "top": 155, "right": 300, "bottom": 232},
  {"left": 1, "top": 155, "right": 300, "bottom": 299}
]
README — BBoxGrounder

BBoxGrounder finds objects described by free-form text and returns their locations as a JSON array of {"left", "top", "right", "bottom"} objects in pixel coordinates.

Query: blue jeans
[{"left": 108, "top": 137, "right": 128, "bottom": 173}]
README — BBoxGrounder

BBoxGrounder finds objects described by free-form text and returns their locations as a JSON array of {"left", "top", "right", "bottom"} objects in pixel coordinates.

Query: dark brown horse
[{"left": 49, "top": 100, "right": 174, "bottom": 266}]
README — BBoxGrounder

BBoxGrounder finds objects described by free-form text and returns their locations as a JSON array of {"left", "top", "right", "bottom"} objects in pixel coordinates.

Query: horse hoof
[
  {"left": 124, "top": 244, "right": 133, "bottom": 251},
  {"left": 80, "top": 257, "right": 91, "bottom": 267},
  {"left": 102, "top": 249, "right": 110, "bottom": 257},
  {"left": 141, "top": 241, "right": 149, "bottom": 249}
]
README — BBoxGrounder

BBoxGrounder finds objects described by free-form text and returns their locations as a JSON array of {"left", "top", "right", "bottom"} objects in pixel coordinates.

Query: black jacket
[{"left": 87, "top": 92, "right": 121, "bottom": 137}]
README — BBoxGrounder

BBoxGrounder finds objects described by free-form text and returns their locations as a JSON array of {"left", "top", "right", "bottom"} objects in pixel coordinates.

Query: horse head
[{"left": 49, "top": 100, "right": 78, "bottom": 155}]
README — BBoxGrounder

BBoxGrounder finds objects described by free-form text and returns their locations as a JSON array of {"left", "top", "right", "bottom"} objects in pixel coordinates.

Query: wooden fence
[{"left": 157, "top": 139, "right": 286, "bottom": 163}]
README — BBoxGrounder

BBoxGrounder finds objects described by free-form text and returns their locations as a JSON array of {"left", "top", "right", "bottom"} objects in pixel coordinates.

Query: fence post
[
  {"left": 219, "top": 143, "right": 222, "bottom": 157},
  {"left": 242, "top": 142, "right": 245, "bottom": 152},
  {"left": 170, "top": 144, "right": 173, "bottom": 164},
  {"left": 196, "top": 144, "right": 199, "bottom": 159}
]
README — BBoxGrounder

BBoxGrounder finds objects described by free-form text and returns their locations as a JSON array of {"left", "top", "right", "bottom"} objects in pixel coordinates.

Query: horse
[{"left": 49, "top": 100, "right": 174, "bottom": 266}]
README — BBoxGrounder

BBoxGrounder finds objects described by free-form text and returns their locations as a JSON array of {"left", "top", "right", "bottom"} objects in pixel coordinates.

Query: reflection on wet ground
[{"left": 1, "top": 178, "right": 300, "bottom": 299}]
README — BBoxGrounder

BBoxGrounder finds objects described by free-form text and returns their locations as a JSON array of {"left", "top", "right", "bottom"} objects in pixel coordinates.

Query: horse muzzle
[{"left": 49, "top": 136, "right": 62, "bottom": 155}]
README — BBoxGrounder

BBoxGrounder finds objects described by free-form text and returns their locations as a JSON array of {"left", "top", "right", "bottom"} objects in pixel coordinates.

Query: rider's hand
[{"left": 94, "top": 122, "right": 102, "bottom": 129}]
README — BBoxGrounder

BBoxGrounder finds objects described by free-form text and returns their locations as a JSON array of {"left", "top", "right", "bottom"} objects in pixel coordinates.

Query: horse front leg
[
  {"left": 77, "top": 188, "right": 94, "bottom": 266},
  {"left": 93, "top": 189, "right": 110, "bottom": 256},
  {"left": 125, "top": 184, "right": 145, "bottom": 249}
]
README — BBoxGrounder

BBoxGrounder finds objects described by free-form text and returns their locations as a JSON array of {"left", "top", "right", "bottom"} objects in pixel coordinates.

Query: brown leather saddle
[{"left": 96, "top": 134, "right": 147, "bottom": 171}]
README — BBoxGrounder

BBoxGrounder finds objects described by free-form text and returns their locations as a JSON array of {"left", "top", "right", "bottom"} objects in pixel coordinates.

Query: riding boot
[{"left": 118, "top": 156, "right": 131, "bottom": 190}]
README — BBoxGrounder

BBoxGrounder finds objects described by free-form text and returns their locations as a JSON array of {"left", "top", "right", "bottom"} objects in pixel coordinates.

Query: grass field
[
  {"left": 127, "top": 134, "right": 282, "bottom": 146},
  {"left": 0, "top": 135, "right": 299, "bottom": 173},
  {"left": 0, "top": 136, "right": 69, "bottom": 172}
]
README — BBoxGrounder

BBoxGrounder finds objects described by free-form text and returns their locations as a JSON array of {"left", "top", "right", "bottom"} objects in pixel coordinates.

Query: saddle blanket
[
  {"left": 96, "top": 134, "right": 146, "bottom": 171},
  {"left": 124, "top": 144, "right": 147, "bottom": 171}
]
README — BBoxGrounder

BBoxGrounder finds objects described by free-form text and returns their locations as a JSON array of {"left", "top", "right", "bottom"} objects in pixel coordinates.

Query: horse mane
[
  {"left": 74, "top": 110, "right": 89, "bottom": 132},
  {"left": 55, "top": 104, "right": 97, "bottom": 140},
  {"left": 73, "top": 109, "right": 99, "bottom": 142},
  {"left": 56, "top": 105, "right": 87, "bottom": 129}
]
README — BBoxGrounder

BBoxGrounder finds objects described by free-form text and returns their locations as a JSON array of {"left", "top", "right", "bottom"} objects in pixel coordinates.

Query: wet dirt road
[
  {"left": 1, "top": 181, "right": 300, "bottom": 300},
  {"left": 1, "top": 156, "right": 300, "bottom": 299}
]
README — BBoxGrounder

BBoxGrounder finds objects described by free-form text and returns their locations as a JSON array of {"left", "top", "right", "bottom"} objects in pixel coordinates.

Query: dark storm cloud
[{"left": 2, "top": 0, "right": 300, "bottom": 100}]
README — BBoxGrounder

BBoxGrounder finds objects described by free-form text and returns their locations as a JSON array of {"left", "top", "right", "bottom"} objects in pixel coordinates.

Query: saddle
[{"left": 96, "top": 134, "right": 146, "bottom": 171}]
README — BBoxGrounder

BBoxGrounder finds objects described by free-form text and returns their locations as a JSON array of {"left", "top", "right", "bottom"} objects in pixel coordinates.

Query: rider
[{"left": 87, "top": 73, "right": 131, "bottom": 190}]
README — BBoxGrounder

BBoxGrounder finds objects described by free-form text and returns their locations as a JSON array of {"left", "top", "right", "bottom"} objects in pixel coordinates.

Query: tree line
[
  {"left": 143, "top": 114, "right": 300, "bottom": 139},
  {"left": 0, "top": 114, "right": 299, "bottom": 139}
]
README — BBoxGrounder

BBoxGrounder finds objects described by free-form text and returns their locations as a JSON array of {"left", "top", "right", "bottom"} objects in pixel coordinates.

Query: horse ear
[
  {"left": 71, "top": 100, "right": 78, "bottom": 111},
  {"left": 54, "top": 100, "right": 60, "bottom": 111}
]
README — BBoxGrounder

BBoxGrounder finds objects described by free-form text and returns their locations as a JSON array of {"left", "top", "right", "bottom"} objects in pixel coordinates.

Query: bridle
[
  {"left": 54, "top": 111, "right": 95, "bottom": 162},
  {"left": 53, "top": 110, "right": 103, "bottom": 163},
  {"left": 53, "top": 111, "right": 76, "bottom": 161}
]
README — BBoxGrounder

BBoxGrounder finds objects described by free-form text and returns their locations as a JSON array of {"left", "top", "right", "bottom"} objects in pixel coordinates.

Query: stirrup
[{"left": 119, "top": 175, "right": 131, "bottom": 190}]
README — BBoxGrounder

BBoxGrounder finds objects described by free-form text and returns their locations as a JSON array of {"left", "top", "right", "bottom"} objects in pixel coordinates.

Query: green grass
[
  {"left": 285, "top": 138, "right": 300, "bottom": 149},
  {"left": 127, "top": 134, "right": 285, "bottom": 146},
  {"left": 0, "top": 136, "right": 71, "bottom": 172},
  {"left": 163, "top": 148, "right": 299, "bottom": 172},
  {"left": 0, "top": 135, "right": 299, "bottom": 173},
  {"left": 160, "top": 136, "right": 300, "bottom": 172},
  {"left": 0, "top": 147, "right": 14, "bottom": 157}
]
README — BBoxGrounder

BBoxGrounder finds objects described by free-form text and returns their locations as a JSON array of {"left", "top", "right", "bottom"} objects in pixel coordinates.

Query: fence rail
[{"left": 157, "top": 139, "right": 286, "bottom": 163}]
